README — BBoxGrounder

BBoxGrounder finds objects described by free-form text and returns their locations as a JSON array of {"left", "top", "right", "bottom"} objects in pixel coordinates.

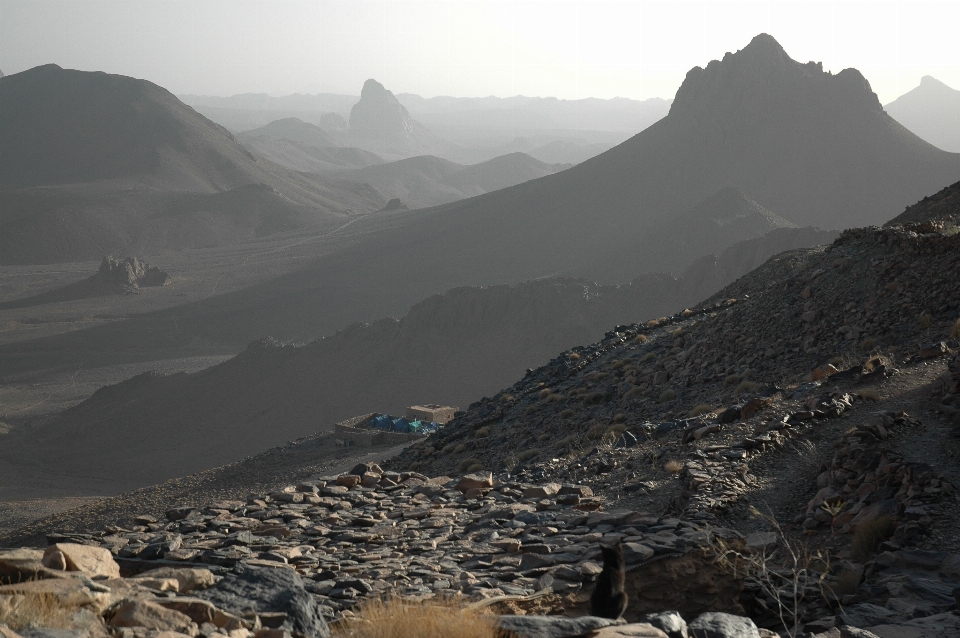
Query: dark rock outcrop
[{"left": 95, "top": 256, "right": 171, "bottom": 289}]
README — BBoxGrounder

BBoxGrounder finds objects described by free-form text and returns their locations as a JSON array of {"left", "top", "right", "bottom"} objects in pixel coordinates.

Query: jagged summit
[
  {"left": 349, "top": 78, "right": 418, "bottom": 139},
  {"left": 671, "top": 33, "right": 882, "bottom": 121}
]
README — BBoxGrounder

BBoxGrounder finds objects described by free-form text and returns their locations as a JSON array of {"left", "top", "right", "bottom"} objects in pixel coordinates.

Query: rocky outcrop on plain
[{"left": 95, "top": 257, "right": 171, "bottom": 290}]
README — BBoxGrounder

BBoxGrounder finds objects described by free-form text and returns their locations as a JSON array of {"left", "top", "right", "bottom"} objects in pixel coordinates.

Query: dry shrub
[
  {"left": 670, "top": 327, "right": 684, "bottom": 339},
  {"left": 688, "top": 404, "right": 715, "bottom": 417},
  {"left": 559, "top": 409, "right": 575, "bottom": 419},
  {"left": 454, "top": 443, "right": 468, "bottom": 455},
  {"left": 664, "top": 460, "right": 683, "bottom": 473},
  {"left": 952, "top": 317, "right": 960, "bottom": 339},
  {"left": 724, "top": 374, "right": 742, "bottom": 387},
  {"left": 536, "top": 433, "right": 551, "bottom": 443},
  {"left": 474, "top": 427, "right": 490, "bottom": 438},
  {"left": 735, "top": 380, "right": 761, "bottom": 397},
  {"left": 646, "top": 319, "right": 660, "bottom": 327},
  {"left": 465, "top": 463, "right": 483, "bottom": 473},
  {"left": 641, "top": 352, "right": 657, "bottom": 363},
  {"left": 538, "top": 388, "right": 552, "bottom": 400},
  {"left": 524, "top": 406, "right": 537, "bottom": 416},
  {"left": 681, "top": 308, "right": 694, "bottom": 317},
  {"left": 918, "top": 313, "right": 932, "bottom": 330},
  {"left": 635, "top": 334, "right": 648, "bottom": 343},
  {"left": 860, "top": 337, "right": 878, "bottom": 351},
  {"left": 658, "top": 389, "right": 677, "bottom": 403},
  {"left": 0, "top": 593, "right": 80, "bottom": 631},
  {"left": 441, "top": 443, "right": 456, "bottom": 455},
  {"left": 499, "top": 394, "right": 514, "bottom": 403},
  {"left": 408, "top": 461, "right": 421, "bottom": 471},
  {"left": 546, "top": 393, "right": 566, "bottom": 403},
  {"left": 333, "top": 596, "right": 497, "bottom": 638},
  {"left": 554, "top": 435, "right": 578, "bottom": 451},
  {"left": 613, "top": 413, "right": 626, "bottom": 423},
  {"left": 858, "top": 389, "right": 880, "bottom": 402},
  {"left": 567, "top": 352, "right": 581, "bottom": 361},
  {"left": 829, "top": 570, "right": 862, "bottom": 597},
  {"left": 623, "top": 386, "right": 643, "bottom": 401},
  {"left": 611, "top": 359, "right": 625, "bottom": 370},
  {"left": 457, "top": 457, "right": 481, "bottom": 472},
  {"left": 517, "top": 449, "right": 538, "bottom": 463},
  {"left": 851, "top": 515, "right": 895, "bottom": 563}
]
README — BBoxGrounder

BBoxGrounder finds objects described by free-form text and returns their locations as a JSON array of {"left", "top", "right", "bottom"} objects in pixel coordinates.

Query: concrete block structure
[{"left": 405, "top": 404, "right": 459, "bottom": 424}]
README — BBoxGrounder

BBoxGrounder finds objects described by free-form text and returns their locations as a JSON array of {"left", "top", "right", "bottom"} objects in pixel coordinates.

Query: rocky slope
[
  {"left": 885, "top": 76, "right": 960, "bottom": 152},
  {"left": 0, "top": 66, "right": 386, "bottom": 264}
]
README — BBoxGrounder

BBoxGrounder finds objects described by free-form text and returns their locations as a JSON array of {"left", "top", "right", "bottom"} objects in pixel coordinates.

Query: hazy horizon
[{"left": 3, "top": 0, "right": 960, "bottom": 104}]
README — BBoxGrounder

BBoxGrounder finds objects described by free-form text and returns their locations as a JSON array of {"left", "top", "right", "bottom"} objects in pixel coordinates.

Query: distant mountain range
[
  {"left": 236, "top": 117, "right": 386, "bottom": 171},
  {"left": 326, "top": 153, "right": 571, "bottom": 209},
  {"left": 885, "top": 76, "right": 960, "bottom": 153},
  {"left": 0, "top": 65, "right": 386, "bottom": 264}
]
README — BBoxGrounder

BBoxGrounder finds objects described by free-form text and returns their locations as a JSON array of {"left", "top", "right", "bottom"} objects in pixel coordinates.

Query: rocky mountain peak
[
  {"left": 349, "top": 78, "right": 416, "bottom": 139},
  {"left": 670, "top": 33, "right": 883, "bottom": 121}
]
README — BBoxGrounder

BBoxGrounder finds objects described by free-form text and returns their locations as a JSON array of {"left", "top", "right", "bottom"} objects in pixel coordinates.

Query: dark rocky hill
[
  {"left": 885, "top": 75, "right": 960, "bottom": 152},
  {"left": 0, "top": 223, "right": 835, "bottom": 495},
  {"left": 0, "top": 66, "right": 386, "bottom": 264}
]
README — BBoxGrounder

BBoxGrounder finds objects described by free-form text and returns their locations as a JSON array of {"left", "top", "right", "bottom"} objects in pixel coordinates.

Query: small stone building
[{"left": 405, "top": 404, "right": 458, "bottom": 424}]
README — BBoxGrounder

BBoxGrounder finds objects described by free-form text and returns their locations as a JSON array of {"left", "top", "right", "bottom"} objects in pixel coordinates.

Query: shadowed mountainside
[
  {"left": 885, "top": 76, "right": 960, "bottom": 152},
  {"left": 0, "top": 65, "right": 386, "bottom": 264}
]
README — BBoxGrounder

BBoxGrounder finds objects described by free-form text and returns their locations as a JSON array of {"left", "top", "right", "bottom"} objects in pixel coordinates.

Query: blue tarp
[
  {"left": 391, "top": 417, "right": 409, "bottom": 432},
  {"left": 420, "top": 421, "right": 440, "bottom": 434},
  {"left": 371, "top": 415, "right": 393, "bottom": 430}
]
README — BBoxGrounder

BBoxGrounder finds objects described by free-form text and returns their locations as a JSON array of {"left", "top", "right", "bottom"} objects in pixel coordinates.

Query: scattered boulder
[{"left": 42, "top": 544, "right": 120, "bottom": 579}]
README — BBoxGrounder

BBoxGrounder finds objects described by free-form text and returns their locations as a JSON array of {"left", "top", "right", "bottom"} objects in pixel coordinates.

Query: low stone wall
[{"left": 333, "top": 414, "right": 422, "bottom": 447}]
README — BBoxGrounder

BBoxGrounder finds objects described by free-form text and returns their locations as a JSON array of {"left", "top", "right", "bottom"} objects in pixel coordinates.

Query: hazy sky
[{"left": 2, "top": 0, "right": 958, "bottom": 103}]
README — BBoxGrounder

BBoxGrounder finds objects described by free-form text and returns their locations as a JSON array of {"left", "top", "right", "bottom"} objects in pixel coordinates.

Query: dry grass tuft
[
  {"left": 735, "top": 380, "right": 761, "bottom": 397},
  {"left": 554, "top": 434, "right": 578, "bottom": 450},
  {"left": 658, "top": 389, "right": 677, "bottom": 403},
  {"left": 613, "top": 413, "right": 626, "bottom": 423},
  {"left": 457, "top": 457, "right": 481, "bottom": 472},
  {"left": 858, "top": 389, "right": 880, "bottom": 401},
  {"left": 454, "top": 443, "right": 468, "bottom": 455},
  {"left": 851, "top": 515, "right": 895, "bottom": 563},
  {"left": 859, "top": 337, "right": 878, "bottom": 351},
  {"left": 952, "top": 317, "right": 960, "bottom": 339},
  {"left": 0, "top": 593, "right": 80, "bottom": 631},
  {"left": 623, "top": 386, "right": 644, "bottom": 401},
  {"left": 611, "top": 359, "right": 625, "bottom": 370},
  {"left": 670, "top": 327, "right": 684, "bottom": 339},
  {"left": 473, "top": 427, "right": 490, "bottom": 438},
  {"left": 333, "top": 597, "right": 497, "bottom": 638},
  {"left": 567, "top": 352, "right": 581, "bottom": 361},
  {"left": 585, "top": 423, "right": 609, "bottom": 440},
  {"left": 664, "top": 460, "right": 683, "bottom": 473},
  {"left": 408, "top": 461, "right": 421, "bottom": 471},
  {"left": 517, "top": 449, "right": 538, "bottom": 463},
  {"left": 635, "top": 334, "right": 648, "bottom": 343},
  {"left": 536, "top": 433, "right": 551, "bottom": 443},
  {"left": 641, "top": 352, "right": 657, "bottom": 363},
  {"left": 688, "top": 404, "right": 715, "bottom": 417},
  {"left": 559, "top": 408, "right": 575, "bottom": 419},
  {"left": 724, "top": 374, "right": 742, "bottom": 387},
  {"left": 441, "top": 443, "right": 456, "bottom": 455},
  {"left": 918, "top": 313, "right": 932, "bottom": 330}
]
